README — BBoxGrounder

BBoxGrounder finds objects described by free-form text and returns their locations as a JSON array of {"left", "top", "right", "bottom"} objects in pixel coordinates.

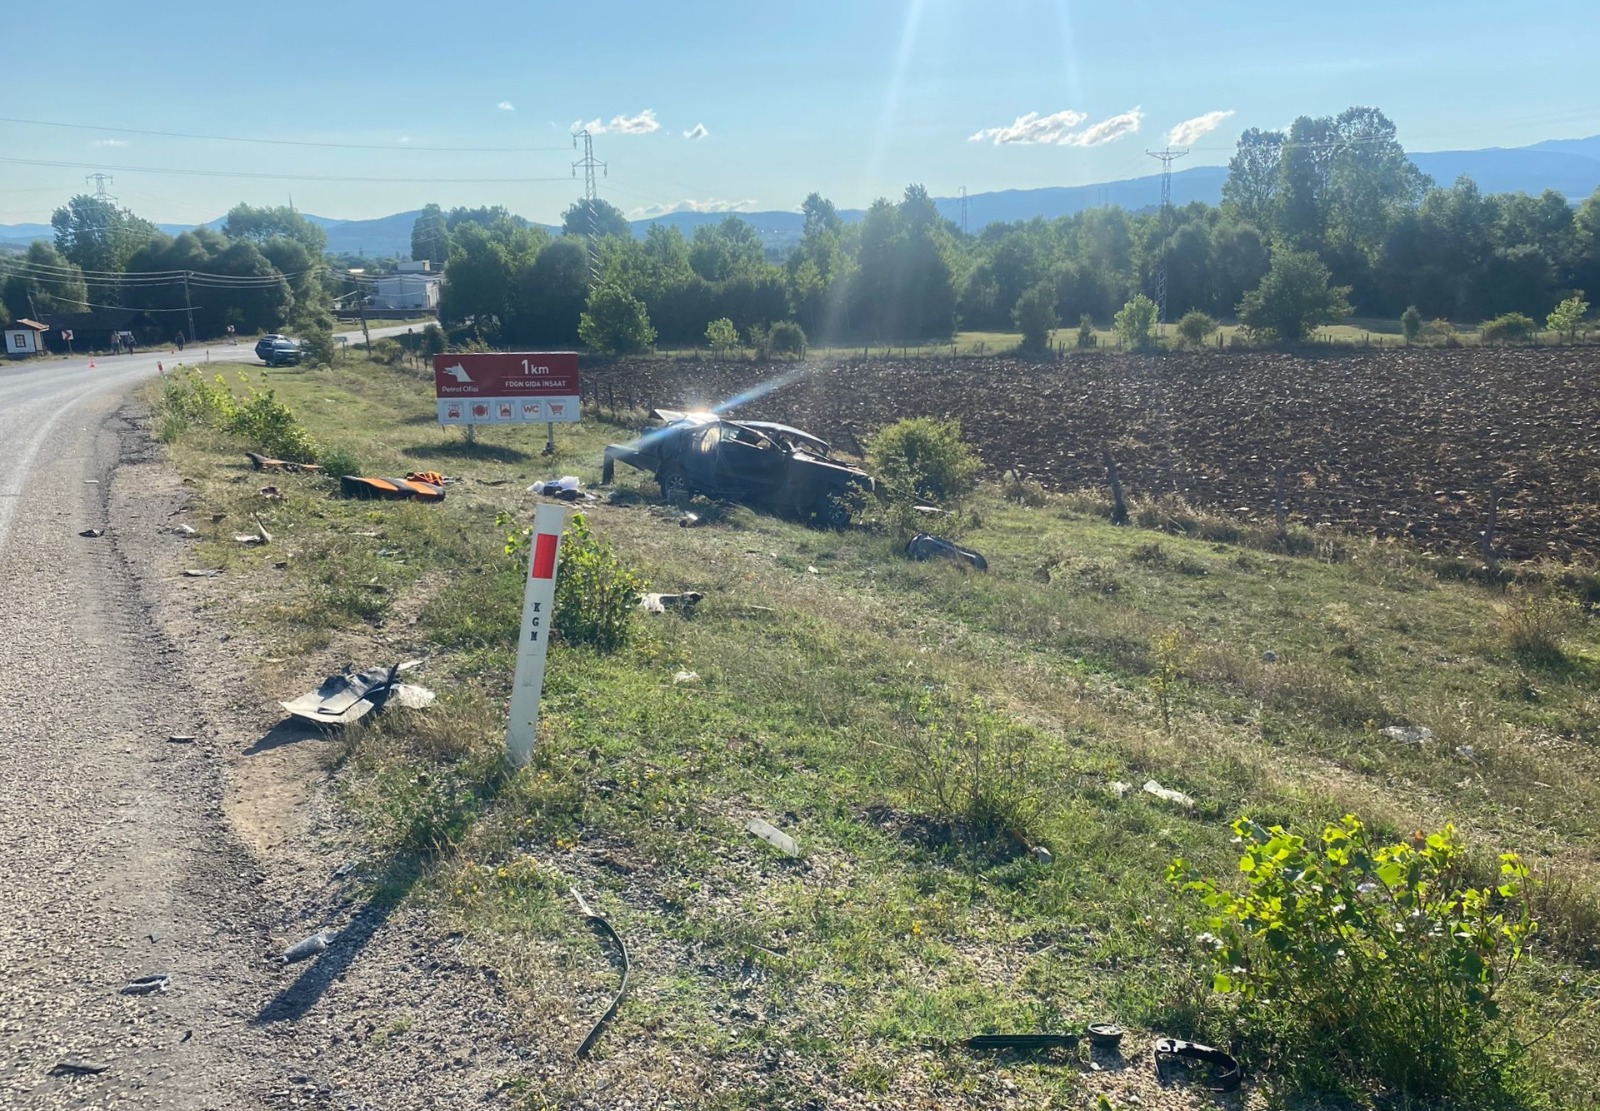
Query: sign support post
[{"left": 506, "top": 503, "right": 568, "bottom": 765}]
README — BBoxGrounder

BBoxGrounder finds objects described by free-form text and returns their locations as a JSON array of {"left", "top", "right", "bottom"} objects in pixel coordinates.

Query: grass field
[{"left": 152, "top": 351, "right": 1600, "bottom": 1109}]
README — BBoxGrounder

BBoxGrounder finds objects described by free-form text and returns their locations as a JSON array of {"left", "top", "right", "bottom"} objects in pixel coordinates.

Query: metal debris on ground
[
  {"left": 570, "top": 888, "right": 630, "bottom": 1059},
  {"left": 1153, "top": 1037, "right": 1241, "bottom": 1092},
  {"left": 639, "top": 591, "right": 704, "bottom": 616},
  {"left": 1086, "top": 1023, "right": 1125, "bottom": 1049},
  {"left": 339, "top": 474, "right": 445, "bottom": 501},
  {"left": 79, "top": 528, "right": 105, "bottom": 538},
  {"left": 745, "top": 817, "right": 800, "bottom": 857},
  {"left": 233, "top": 515, "right": 273, "bottom": 545},
  {"left": 1383, "top": 725, "right": 1432, "bottom": 744},
  {"left": 167, "top": 735, "right": 197, "bottom": 744},
  {"left": 1262, "top": 649, "right": 1279, "bottom": 662},
  {"left": 282, "top": 931, "right": 333, "bottom": 964},
  {"left": 1142, "top": 780, "right": 1196, "bottom": 809},
  {"left": 678, "top": 512, "right": 702, "bottom": 528},
  {"left": 258, "top": 486, "right": 283, "bottom": 500},
  {"left": 172, "top": 523, "right": 198, "bottom": 536},
  {"left": 904, "top": 532, "right": 989, "bottom": 571},
  {"left": 280, "top": 661, "right": 434, "bottom": 727},
  {"left": 49, "top": 1060, "right": 110, "bottom": 1076},
  {"left": 121, "top": 973, "right": 170, "bottom": 995},
  {"left": 246, "top": 452, "right": 321, "bottom": 473},
  {"left": 965, "top": 1033, "right": 1080, "bottom": 1053},
  {"left": 183, "top": 568, "right": 223, "bottom": 578},
  {"left": 1030, "top": 845, "right": 1054, "bottom": 865}
]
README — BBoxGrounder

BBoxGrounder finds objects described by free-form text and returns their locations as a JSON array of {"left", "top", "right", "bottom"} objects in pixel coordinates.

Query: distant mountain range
[{"left": 3, "top": 134, "right": 1597, "bottom": 257}]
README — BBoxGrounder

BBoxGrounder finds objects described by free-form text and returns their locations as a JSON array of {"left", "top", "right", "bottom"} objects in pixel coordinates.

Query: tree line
[
  {"left": 0, "top": 198, "right": 338, "bottom": 345},
  {"left": 424, "top": 106, "right": 1599, "bottom": 353}
]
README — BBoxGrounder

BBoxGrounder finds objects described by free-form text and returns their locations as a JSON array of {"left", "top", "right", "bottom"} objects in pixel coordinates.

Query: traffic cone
[{"left": 89, "top": 357, "right": 96, "bottom": 368}]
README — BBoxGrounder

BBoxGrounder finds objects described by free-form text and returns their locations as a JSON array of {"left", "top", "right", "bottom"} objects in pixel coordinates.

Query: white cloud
[
  {"left": 683, "top": 122, "right": 709, "bottom": 141},
  {"left": 1167, "top": 109, "right": 1235, "bottom": 147},
  {"left": 497, "top": 100, "right": 515, "bottom": 112},
  {"left": 626, "top": 198, "right": 756, "bottom": 220},
  {"left": 1060, "top": 107, "right": 1144, "bottom": 147},
  {"left": 574, "top": 109, "right": 663, "bottom": 136},
  {"left": 91, "top": 138, "right": 129, "bottom": 147},
  {"left": 398, "top": 135, "right": 412, "bottom": 144},
  {"left": 969, "top": 109, "right": 1087, "bottom": 145}
]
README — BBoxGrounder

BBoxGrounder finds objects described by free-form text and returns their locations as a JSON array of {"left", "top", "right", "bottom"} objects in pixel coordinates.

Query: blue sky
[{"left": 2, "top": 0, "right": 1596, "bottom": 227}]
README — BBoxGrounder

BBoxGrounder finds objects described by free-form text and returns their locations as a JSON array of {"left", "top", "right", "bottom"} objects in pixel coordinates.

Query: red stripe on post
[{"left": 531, "top": 532, "right": 559, "bottom": 579}]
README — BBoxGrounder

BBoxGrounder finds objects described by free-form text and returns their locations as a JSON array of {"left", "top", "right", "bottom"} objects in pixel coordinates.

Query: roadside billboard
[{"left": 433, "top": 352, "right": 581, "bottom": 425}]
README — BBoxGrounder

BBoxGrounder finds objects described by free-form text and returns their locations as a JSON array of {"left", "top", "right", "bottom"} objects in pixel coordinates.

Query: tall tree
[
  {"left": 1221, "top": 129, "right": 1285, "bottom": 230},
  {"left": 222, "top": 203, "right": 328, "bottom": 255},
  {"left": 2, "top": 241, "right": 88, "bottom": 320},
  {"left": 561, "top": 198, "right": 631, "bottom": 240},
  {"left": 51, "top": 195, "right": 157, "bottom": 276},
  {"left": 410, "top": 203, "right": 451, "bottom": 265},
  {"left": 1324, "top": 106, "right": 1430, "bottom": 255}
]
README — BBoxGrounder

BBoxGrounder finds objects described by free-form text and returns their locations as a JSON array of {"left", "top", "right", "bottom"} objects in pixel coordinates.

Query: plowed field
[{"left": 584, "top": 348, "right": 1600, "bottom": 562}]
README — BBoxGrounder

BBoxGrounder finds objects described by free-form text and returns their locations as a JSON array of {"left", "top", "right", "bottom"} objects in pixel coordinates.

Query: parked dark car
[
  {"left": 255, "top": 335, "right": 300, "bottom": 366},
  {"left": 602, "top": 409, "right": 873, "bottom": 525}
]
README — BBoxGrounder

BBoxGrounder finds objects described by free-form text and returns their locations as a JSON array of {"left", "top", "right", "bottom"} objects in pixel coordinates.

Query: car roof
[{"left": 651, "top": 409, "right": 831, "bottom": 453}]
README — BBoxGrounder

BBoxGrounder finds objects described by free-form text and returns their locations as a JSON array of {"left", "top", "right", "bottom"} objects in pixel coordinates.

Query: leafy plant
[
  {"left": 1012, "top": 281, "right": 1058, "bottom": 352},
  {"left": 420, "top": 322, "right": 447, "bottom": 356},
  {"left": 1113, "top": 293, "right": 1158, "bottom": 350},
  {"left": 1175, "top": 310, "right": 1217, "bottom": 349},
  {"left": 767, "top": 319, "right": 807, "bottom": 359},
  {"left": 900, "top": 693, "right": 1042, "bottom": 850},
  {"left": 1401, "top": 304, "right": 1423, "bottom": 344},
  {"left": 1237, "top": 247, "right": 1352, "bottom": 344},
  {"left": 1076, "top": 313, "right": 1097, "bottom": 348},
  {"left": 705, "top": 316, "right": 740, "bottom": 356},
  {"left": 867, "top": 417, "right": 983, "bottom": 505},
  {"left": 1480, "top": 312, "right": 1538, "bottom": 344},
  {"left": 318, "top": 446, "right": 361, "bottom": 478},
  {"left": 226, "top": 382, "right": 320, "bottom": 461},
  {"left": 1149, "top": 627, "right": 1196, "bottom": 734},
  {"left": 1169, "top": 816, "right": 1537, "bottom": 1103},
  {"left": 500, "top": 512, "right": 645, "bottom": 652},
  {"left": 1547, "top": 292, "right": 1589, "bottom": 342},
  {"left": 579, "top": 282, "right": 656, "bottom": 354}
]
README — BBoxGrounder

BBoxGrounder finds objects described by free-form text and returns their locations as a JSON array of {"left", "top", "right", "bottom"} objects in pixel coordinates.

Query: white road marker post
[{"left": 506, "top": 503, "right": 568, "bottom": 766}]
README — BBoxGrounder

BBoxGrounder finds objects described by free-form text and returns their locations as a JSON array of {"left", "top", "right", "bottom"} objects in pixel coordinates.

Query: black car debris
[{"left": 602, "top": 409, "right": 873, "bottom": 525}]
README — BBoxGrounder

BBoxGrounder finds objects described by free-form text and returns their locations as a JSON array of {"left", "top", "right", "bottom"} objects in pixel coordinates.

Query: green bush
[
  {"left": 867, "top": 417, "right": 983, "bottom": 505},
  {"left": 1012, "top": 282, "right": 1058, "bottom": 352},
  {"left": 1076, "top": 313, "right": 1097, "bottom": 348},
  {"left": 705, "top": 316, "right": 740, "bottom": 356},
  {"left": 420, "top": 322, "right": 447, "bottom": 357},
  {"left": 1480, "top": 312, "right": 1537, "bottom": 344},
  {"left": 1170, "top": 815, "right": 1537, "bottom": 1104},
  {"left": 1175, "top": 310, "right": 1217, "bottom": 349},
  {"left": 501, "top": 512, "right": 645, "bottom": 652},
  {"left": 1401, "top": 305, "right": 1423, "bottom": 344},
  {"left": 579, "top": 283, "right": 656, "bottom": 354},
  {"left": 227, "top": 384, "right": 319, "bottom": 461},
  {"left": 1113, "top": 294, "right": 1158, "bottom": 350},
  {"left": 318, "top": 446, "right": 362, "bottom": 478},
  {"left": 767, "top": 320, "right": 807, "bottom": 359}
]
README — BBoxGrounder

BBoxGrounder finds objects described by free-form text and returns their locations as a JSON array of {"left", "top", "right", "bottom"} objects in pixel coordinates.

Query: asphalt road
[{"left": 0, "top": 324, "right": 424, "bottom": 1108}]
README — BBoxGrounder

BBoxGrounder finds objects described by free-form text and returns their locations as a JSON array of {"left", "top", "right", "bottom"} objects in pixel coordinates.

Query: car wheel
[
  {"left": 658, "top": 466, "right": 691, "bottom": 502},
  {"left": 818, "top": 495, "right": 853, "bottom": 529}
]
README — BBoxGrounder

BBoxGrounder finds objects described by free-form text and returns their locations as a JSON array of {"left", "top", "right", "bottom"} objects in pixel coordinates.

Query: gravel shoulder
[{"left": 0, "top": 391, "right": 524, "bottom": 1108}]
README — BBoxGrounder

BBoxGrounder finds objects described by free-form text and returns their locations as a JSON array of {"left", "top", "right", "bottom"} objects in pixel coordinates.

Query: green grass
[{"left": 150, "top": 355, "right": 1600, "bottom": 1109}]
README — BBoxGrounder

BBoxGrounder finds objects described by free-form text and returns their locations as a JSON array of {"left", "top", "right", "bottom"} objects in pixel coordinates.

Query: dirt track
[{"left": 585, "top": 347, "right": 1600, "bottom": 562}]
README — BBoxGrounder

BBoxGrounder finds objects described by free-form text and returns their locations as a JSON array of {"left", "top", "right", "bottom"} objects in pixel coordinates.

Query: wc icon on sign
[{"left": 520, "top": 400, "right": 541, "bottom": 419}]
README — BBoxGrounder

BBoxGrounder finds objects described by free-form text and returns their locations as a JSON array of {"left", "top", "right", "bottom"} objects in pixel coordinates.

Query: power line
[
  {"left": 0, "top": 115, "right": 569, "bottom": 153},
  {"left": 0, "top": 157, "right": 570, "bottom": 185}
]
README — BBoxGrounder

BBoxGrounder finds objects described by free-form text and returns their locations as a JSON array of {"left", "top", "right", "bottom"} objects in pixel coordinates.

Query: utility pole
[
  {"left": 182, "top": 271, "right": 196, "bottom": 345},
  {"left": 571, "top": 129, "right": 607, "bottom": 283},
  {"left": 958, "top": 186, "right": 968, "bottom": 236},
  {"left": 1145, "top": 147, "right": 1188, "bottom": 327}
]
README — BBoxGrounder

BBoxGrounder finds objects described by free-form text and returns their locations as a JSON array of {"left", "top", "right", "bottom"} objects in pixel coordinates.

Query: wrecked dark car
[{"left": 602, "top": 409, "right": 873, "bottom": 525}]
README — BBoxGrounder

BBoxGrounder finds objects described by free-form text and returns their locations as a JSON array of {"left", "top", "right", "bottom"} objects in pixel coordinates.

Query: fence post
[
  {"left": 1102, "top": 446, "right": 1129, "bottom": 525},
  {"left": 1274, "top": 465, "right": 1288, "bottom": 543},
  {"left": 1480, "top": 485, "right": 1499, "bottom": 567}
]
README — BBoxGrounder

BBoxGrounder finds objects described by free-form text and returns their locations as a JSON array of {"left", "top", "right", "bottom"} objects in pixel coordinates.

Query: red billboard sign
[{"left": 433, "top": 352, "right": 581, "bottom": 425}]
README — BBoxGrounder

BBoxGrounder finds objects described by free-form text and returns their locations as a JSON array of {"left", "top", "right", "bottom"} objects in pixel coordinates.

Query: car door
[{"left": 713, "top": 425, "right": 786, "bottom": 498}]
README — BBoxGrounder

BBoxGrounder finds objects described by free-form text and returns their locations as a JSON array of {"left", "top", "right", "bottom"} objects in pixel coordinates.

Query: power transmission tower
[
  {"left": 571, "top": 129, "right": 607, "bottom": 283},
  {"left": 959, "top": 186, "right": 968, "bottom": 236},
  {"left": 85, "top": 173, "right": 115, "bottom": 199},
  {"left": 1145, "top": 147, "right": 1188, "bottom": 326}
]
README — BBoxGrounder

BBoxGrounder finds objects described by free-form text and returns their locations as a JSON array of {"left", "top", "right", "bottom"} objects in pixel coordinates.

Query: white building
[
  {"left": 4, "top": 319, "right": 48, "bottom": 357},
  {"left": 370, "top": 270, "right": 441, "bottom": 311}
]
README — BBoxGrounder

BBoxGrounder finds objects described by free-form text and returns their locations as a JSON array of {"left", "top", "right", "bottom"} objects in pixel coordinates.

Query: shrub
[
  {"left": 900, "top": 694, "right": 1043, "bottom": 850},
  {"left": 420, "top": 322, "right": 447, "bottom": 357},
  {"left": 1479, "top": 312, "right": 1537, "bottom": 344},
  {"left": 318, "top": 446, "right": 361, "bottom": 478},
  {"left": 1113, "top": 294, "right": 1158, "bottom": 350},
  {"left": 767, "top": 320, "right": 807, "bottom": 359},
  {"left": 1170, "top": 816, "right": 1537, "bottom": 1104},
  {"left": 1400, "top": 304, "right": 1423, "bottom": 344},
  {"left": 295, "top": 321, "right": 336, "bottom": 367},
  {"left": 1547, "top": 292, "right": 1589, "bottom": 342},
  {"left": 226, "top": 383, "right": 319, "bottom": 461},
  {"left": 1499, "top": 588, "right": 1570, "bottom": 666},
  {"left": 501, "top": 512, "right": 644, "bottom": 652},
  {"left": 1237, "top": 247, "right": 1352, "bottom": 344},
  {"left": 1076, "top": 313, "right": 1097, "bottom": 348},
  {"left": 1175, "top": 310, "right": 1217, "bottom": 349},
  {"left": 579, "top": 283, "right": 656, "bottom": 354},
  {"left": 1012, "top": 282, "right": 1058, "bottom": 352},
  {"left": 867, "top": 417, "right": 983, "bottom": 505},
  {"left": 705, "top": 316, "right": 740, "bottom": 356}
]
